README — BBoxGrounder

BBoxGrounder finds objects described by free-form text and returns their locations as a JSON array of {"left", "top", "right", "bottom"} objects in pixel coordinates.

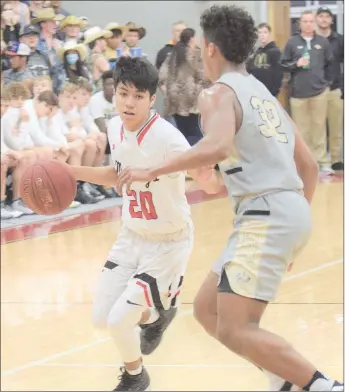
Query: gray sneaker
[
  {"left": 12, "top": 199, "right": 35, "bottom": 215},
  {"left": 113, "top": 367, "right": 150, "bottom": 391},
  {"left": 1, "top": 203, "right": 23, "bottom": 219}
]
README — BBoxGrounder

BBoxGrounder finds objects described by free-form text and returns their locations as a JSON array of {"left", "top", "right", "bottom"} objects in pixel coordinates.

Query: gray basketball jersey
[{"left": 215, "top": 72, "right": 303, "bottom": 209}]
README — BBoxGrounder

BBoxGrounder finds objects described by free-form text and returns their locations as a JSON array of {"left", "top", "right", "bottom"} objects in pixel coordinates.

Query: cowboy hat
[
  {"left": 57, "top": 41, "right": 87, "bottom": 62},
  {"left": 125, "top": 22, "right": 146, "bottom": 40},
  {"left": 83, "top": 26, "right": 112, "bottom": 45},
  {"left": 105, "top": 22, "right": 127, "bottom": 35},
  {"left": 60, "top": 15, "right": 85, "bottom": 30},
  {"left": 31, "top": 8, "right": 64, "bottom": 24}
]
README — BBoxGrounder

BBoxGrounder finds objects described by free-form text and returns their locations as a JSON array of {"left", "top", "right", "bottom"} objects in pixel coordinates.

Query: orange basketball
[{"left": 20, "top": 160, "right": 77, "bottom": 215}]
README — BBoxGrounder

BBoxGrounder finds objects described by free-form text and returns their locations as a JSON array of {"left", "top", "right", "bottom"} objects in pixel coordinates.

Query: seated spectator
[
  {"left": 2, "top": 42, "right": 34, "bottom": 90},
  {"left": 8, "top": 0, "right": 31, "bottom": 28},
  {"left": 59, "top": 15, "right": 84, "bottom": 44},
  {"left": 48, "top": 0, "right": 69, "bottom": 17},
  {"left": 19, "top": 24, "right": 52, "bottom": 80},
  {"left": 32, "top": 74, "right": 53, "bottom": 97},
  {"left": 1, "top": 40, "right": 11, "bottom": 71},
  {"left": 159, "top": 28, "right": 206, "bottom": 146},
  {"left": 57, "top": 41, "right": 92, "bottom": 85},
  {"left": 1, "top": 82, "right": 37, "bottom": 215},
  {"left": 84, "top": 26, "right": 112, "bottom": 92},
  {"left": 104, "top": 22, "right": 126, "bottom": 67},
  {"left": 1, "top": 1, "right": 21, "bottom": 45},
  {"left": 156, "top": 20, "right": 186, "bottom": 69},
  {"left": 246, "top": 23, "right": 283, "bottom": 97},
  {"left": 29, "top": 0, "right": 45, "bottom": 18}
]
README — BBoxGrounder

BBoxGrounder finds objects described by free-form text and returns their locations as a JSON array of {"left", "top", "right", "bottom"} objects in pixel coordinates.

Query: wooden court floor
[{"left": 1, "top": 180, "right": 343, "bottom": 391}]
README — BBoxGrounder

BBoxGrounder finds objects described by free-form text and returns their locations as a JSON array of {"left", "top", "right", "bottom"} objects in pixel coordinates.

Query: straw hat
[
  {"left": 31, "top": 8, "right": 64, "bottom": 24},
  {"left": 105, "top": 22, "right": 127, "bottom": 35},
  {"left": 83, "top": 26, "right": 112, "bottom": 45},
  {"left": 125, "top": 22, "right": 146, "bottom": 40},
  {"left": 57, "top": 41, "right": 88, "bottom": 62},
  {"left": 60, "top": 15, "right": 85, "bottom": 30}
]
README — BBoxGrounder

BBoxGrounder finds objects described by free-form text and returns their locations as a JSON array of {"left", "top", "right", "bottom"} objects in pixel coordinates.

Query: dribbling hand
[{"left": 116, "top": 167, "right": 155, "bottom": 195}]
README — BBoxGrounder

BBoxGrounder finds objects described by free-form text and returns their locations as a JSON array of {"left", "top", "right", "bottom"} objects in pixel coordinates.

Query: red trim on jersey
[
  {"left": 136, "top": 281, "right": 152, "bottom": 307},
  {"left": 136, "top": 113, "right": 159, "bottom": 145}
]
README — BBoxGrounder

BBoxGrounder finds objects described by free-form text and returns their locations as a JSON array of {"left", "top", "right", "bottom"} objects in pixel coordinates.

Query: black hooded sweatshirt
[{"left": 246, "top": 41, "right": 283, "bottom": 97}]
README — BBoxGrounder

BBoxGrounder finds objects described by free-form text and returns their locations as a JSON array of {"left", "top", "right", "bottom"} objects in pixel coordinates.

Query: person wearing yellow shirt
[{"left": 104, "top": 23, "right": 127, "bottom": 65}]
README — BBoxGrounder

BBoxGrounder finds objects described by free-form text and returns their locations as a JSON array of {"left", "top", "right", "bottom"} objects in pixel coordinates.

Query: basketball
[{"left": 20, "top": 160, "right": 77, "bottom": 215}]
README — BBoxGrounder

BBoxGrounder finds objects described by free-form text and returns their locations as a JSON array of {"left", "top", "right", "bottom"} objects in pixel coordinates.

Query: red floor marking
[{"left": 1, "top": 173, "right": 342, "bottom": 245}]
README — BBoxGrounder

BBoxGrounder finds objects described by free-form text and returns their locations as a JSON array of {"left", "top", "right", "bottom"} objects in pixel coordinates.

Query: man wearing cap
[
  {"left": 104, "top": 22, "right": 126, "bottom": 66},
  {"left": 316, "top": 6, "right": 344, "bottom": 171},
  {"left": 32, "top": 8, "right": 64, "bottom": 68},
  {"left": 2, "top": 42, "right": 34, "bottom": 87},
  {"left": 84, "top": 26, "right": 112, "bottom": 92},
  {"left": 19, "top": 24, "right": 52, "bottom": 79},
  {"left": 59, "top": 15, "right": 85, "bottom": 44},
  {"left": 281, "top": 10, "right": 334, "bottom": 174}
]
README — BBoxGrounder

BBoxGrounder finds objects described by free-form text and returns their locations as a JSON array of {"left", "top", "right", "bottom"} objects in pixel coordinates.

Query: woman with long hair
[
  {"left": 57, "top": 41, "right": 92, "bottom": 89},
  {"left": 159, "top": 27, "right": 209, "bottom": 146}
]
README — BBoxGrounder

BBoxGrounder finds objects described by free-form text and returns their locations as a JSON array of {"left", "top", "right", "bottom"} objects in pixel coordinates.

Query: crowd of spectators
[{"left": 0, "top": 1, "right": 343, "bottom": 221}]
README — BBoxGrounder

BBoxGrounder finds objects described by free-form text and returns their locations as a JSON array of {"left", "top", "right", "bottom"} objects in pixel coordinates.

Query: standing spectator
[
  {"left": 59, "top": 15, "right": 84, "bottom": 44},
  {"left": 246, "top": 23, "right": 283, "bottom": 97},
  {"left": 155, "top": 20, "right": 186, "bottom": 70},
  {"left": 8, "top": 0, "right": 30, "bottom": 29},
  {"left": 29, "top": 0, "right": 44, "bottom": 18},
  {"left": 1, "top": 1, "right": 21, "bottom": 46},
  {"left": 281, "top": 10, "right": 333, "bottom": 173},
  {"left": 124, "top": 22, "right": 146, "bottom": 53},
  {"left": 316, "top": 7, "right": 344, "bottom": 171},
  {"left": 104, "top": 22, "right": 126, "bottom": 66},
  {"left": 2, "top": 42, "right": 34, "bottom": 89},
  {"left": 19, "top": 24, "right": 51, "bottom": 79},
  {"left": 84, "top": 26, "right": 112, "bottom": 92},
  {"left": 57, "top": 41, "right": 91, "bottom": 85},
  {"left": 32, "top": 8, "right": 64, "bottom": 68},
  {"left": 48, "top": 0, "right": 69, "bottom": 17},
  {"left": 159, "top": 28, "right": 206, "bottom": 146}
]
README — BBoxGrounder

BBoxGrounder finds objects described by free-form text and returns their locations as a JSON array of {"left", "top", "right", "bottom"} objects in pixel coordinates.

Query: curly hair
[
  {"left": 113, "top": 57, "right": 158, "bottom": 97},
  {"left": 5, "top": 82, "right": 30, "bottom": 100},
  {"left": 200, "top": 5, "right": 257, "bottom": 64}
]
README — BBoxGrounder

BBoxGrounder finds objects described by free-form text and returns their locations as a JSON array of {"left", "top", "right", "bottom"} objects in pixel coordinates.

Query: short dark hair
[
  {"left": 101, "top": 70, "right": 114, "bottom": 82},
  {"left": 111, "top": 28, "right": 123, "bottom": 37},
  {"left": 200, "top": 5, "right": 257, "bottom": 64},
  {"left": 257, "top": 22, "right": 272, "bottom": 32},
  {"left": 37, "top": 90, "right": 59, "bottom": 107},
  {"left": 113, "top": 57, "right": 158, "bottom": 96}
]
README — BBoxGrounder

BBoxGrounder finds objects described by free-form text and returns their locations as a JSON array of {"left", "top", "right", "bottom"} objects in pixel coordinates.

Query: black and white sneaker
[
  {"left": 113, "top": 367, "right": 150, "bottom": 391},
  {"left": 332, "top": 381, "right": 344, "bottom": 391},
  {"left": 140, "top": 307, "right": 178, "bottom": 355}
]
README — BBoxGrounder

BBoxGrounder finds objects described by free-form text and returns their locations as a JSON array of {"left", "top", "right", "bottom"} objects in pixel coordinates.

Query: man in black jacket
[
  {"left": 316, "top": 7, "right": 344, "bottom": 171},
  {"left": 281, "top": 10, "right": 334, "bottom": 173},
  {"left": 247, "top": 23, "right": 283, "bottom": 97},
  {"left": 155, "top": 20, "right": 186, "bottom": 69}
]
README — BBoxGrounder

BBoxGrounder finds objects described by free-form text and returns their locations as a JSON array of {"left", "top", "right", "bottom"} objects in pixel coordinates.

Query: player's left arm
[{"left": 117, "top": 84, "right": 236, "bottom": 189}]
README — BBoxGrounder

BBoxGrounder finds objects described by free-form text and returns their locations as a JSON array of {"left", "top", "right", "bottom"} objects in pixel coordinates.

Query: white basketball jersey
[{"left": 108, "top": 112, "right": 192, "bottom": 237}]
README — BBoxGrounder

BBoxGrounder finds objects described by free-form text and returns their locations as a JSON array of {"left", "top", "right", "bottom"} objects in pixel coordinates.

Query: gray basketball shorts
[{"left": 212, "top": 191, "right": 311, "bottom": 302}]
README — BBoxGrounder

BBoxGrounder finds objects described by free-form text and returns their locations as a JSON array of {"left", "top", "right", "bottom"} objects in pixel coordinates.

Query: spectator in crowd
[
  {"left": 1, "top": 39, "right": 11, "bottom": 72},
  {"left": 19, "top": 24, "right": 52, "bottom": 80},
  {"left": 155, "top": 20, "right": 186, "bottom": 69},
  {"left": 8, "top": 0, "right": 30, "bottom": 28},
  {"left": 1, "top": 1, "right": 21, "bottom": 45},
  {"left": 281, "top": 10, "right": 334, "bottom": 174},
  {"left": 1, "top": 82, "right": 37, "bottom": 215},
  {"left": 32, "top": 75, "right": 53, "bottom": 98},
  {"left": 84, "top": 26, "right": 112, "bottom": 92},
  {"left": 2, "top": 42, "right": 34, "bottom": 89},
  {"left": 57, "top": 41, "right": 92, "bottom": 85},
  {"left": 316, "top": 6, "right": 344, "bottom": 171},
  {"left": 104, "top": 22, "right": 126, "bottom": 67},
  {"left": 159, "top": 28, "right": 206, "bottom": 146},
  {"left": 59, "top": 15, "right": 84, "bottom": 44},
  {"left": 124, "top": 22, "right": 146, "bottom": 52},
  {"left": 33, "top": 8, "right": 64, "bottom": 68},
  {"left": 29, "top": 0, "right": 45, "bottom": 18},
  {"left": 246, "top": 23, "right": 283, "bottom": 97},
  {"left": 47, "top": 0, "right": 69, "bottom": 17}
]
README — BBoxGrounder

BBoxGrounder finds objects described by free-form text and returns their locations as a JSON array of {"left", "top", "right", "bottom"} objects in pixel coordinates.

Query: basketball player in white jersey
[
  {"left": 71, "top": 56, "right": 218, "bottom": 391},
  {"left": 116, "top": 5, "right": 344, "bottom": 392}
]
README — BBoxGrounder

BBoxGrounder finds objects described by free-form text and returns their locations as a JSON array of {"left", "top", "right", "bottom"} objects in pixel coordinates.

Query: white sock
[
  {"left": 141, "top": 308, "right": 159, "bottom": 325},
  {"left": 265, "top": 370, "right": 301, "bottom": 391},
  {"left": 127, "top": 365, "right": 142, "bottom": 376}
]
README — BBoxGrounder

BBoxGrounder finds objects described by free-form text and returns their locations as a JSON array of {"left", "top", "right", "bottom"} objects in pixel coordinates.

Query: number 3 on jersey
[
  {"left": 127, "top": 190, "right": 158, "bottom": 220},
  {"left": 250, "top": 96, "right": 288, "bottom": 143}
]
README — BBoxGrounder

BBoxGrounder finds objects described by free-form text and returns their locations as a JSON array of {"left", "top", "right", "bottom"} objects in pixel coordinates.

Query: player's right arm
[{"left": 70, "top": 166, "right": 119, "bottom": 187}]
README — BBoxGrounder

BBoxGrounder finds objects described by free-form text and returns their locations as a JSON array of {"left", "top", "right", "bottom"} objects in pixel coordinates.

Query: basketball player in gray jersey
[{"left": 117, "top": 5, "right": 343, "bottom": 392}]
